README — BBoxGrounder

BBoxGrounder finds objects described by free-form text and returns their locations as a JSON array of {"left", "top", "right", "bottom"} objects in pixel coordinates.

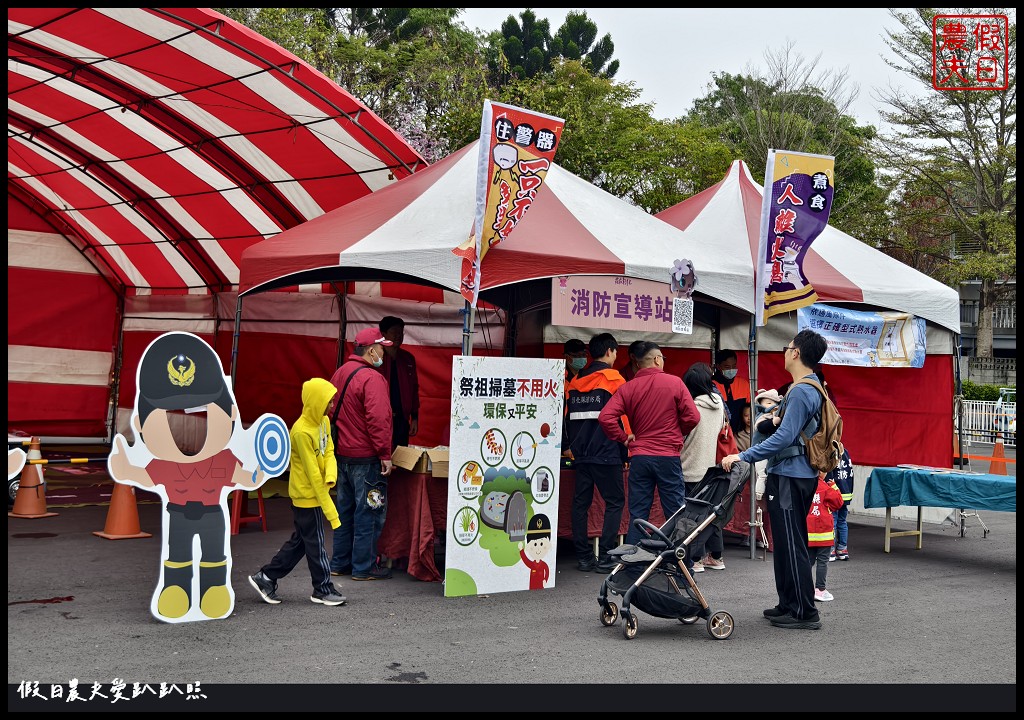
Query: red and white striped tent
[
  {"left": 237, "top": 141, "right": 762, "bottom": 447},
  {"left": 656, "top": 160, "right": 960, "bottom": 329},
  {"left": 657, "top": 160, "right": 961, "bottom": 468},
  {"left": 8, "top": 8, "right": 427, "bottom": 440},
  {"left": 240, "top": 140, "right": 754, "bottom": 310}
]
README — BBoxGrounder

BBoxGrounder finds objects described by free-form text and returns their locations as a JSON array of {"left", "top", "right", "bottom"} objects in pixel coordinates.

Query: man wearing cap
[
  {"left": 329, "top": 328, "right": 395, "bottom": 581},
  {"left": 377, "top": 316, "right": 420, "bottom": 449},
  {"left": 108, "top": 331, "right": 265, "bottom": 621}
]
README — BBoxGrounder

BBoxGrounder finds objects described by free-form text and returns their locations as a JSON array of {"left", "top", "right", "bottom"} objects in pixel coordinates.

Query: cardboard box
[
  {"left": 426, "top": 447, "right": 449, "bottom": 479},
  {"left": 391, "top": 445, "right": 450, "bottom": 478}
]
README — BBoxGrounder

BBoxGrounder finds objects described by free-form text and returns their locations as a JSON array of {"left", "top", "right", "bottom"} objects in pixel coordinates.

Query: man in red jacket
[
  {"left": 329, "top": 327, "right": 395, "bottom": 581},
  {"left": 599, "top": 341, "right": 700, "bottom": 544}
]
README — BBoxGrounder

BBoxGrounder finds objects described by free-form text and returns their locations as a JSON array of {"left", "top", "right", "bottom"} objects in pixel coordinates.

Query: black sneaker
[
  {"left": 248, "top": 571, "right": 281, "bottom": 605},
  {"left": 763, "top": 605, "right": 787, "bottom": 619},
  {"left": 310, "top": 589, "right": 347, "bottom": 606},
  {"left": 595, "top": 558, "right": 618, "bottom": 573},
  {"left": 576, "top": 558, "right": 596, "bottom": 572},
  {"left": 330, "top": 567, "right": 351, "bottom": 577},
  {"left": 769, "top": 613, "right": 821, "bottom": 630},
  {"left": 352, "top": 565, "right": 392, "bottom": 581}
]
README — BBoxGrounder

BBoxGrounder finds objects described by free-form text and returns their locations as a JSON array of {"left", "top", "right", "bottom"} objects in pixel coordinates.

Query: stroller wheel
[
  {"left": 707, "top": 611, "right": 734, "bottom": 640},
  {"left": 600, "top": 602, "right": 619, "bottom": 626},
  {"left": 679, "top": 615, "right": 700, "bottom": 625},
  {"left": 622, "top": 614, "right": 639, "bottom": 640}
]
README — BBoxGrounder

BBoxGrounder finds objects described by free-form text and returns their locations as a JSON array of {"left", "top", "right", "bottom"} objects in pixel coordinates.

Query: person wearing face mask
[
  {"left": 328, "top": 327, "right": 395, "bottom": 581},
  {"left": 712, "top": 349, "right": 751, "bottom": 433},
  {"left": 563, "top": 338, "right": 588, "bottom": 385}
]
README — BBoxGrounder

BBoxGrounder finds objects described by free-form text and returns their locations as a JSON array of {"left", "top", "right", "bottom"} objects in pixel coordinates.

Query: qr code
[{"left": 672, "top": 298, "right": 693, "bottom": 334}]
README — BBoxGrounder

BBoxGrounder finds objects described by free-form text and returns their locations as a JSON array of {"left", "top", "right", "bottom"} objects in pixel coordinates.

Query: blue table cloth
[{"left": 865, "top": 467, "right": 1016, "bottom": 512}]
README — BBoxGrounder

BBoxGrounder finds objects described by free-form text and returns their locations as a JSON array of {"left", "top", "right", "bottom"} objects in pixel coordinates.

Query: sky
[{"left": 459, "top": 8, "right": 923, "bottom": 131}]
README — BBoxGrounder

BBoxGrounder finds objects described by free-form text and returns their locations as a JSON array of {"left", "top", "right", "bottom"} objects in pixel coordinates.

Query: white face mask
[
  {"left": 370, "top": 348, "right": 383, "bottom": 368},
  {"left": 722, "top": 368, "right": 738, "bottom": 380}
]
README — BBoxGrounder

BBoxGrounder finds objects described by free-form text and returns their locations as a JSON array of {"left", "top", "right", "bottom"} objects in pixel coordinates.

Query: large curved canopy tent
[{"left": 8, "top": 7, "right": 427, "bottom": 439}]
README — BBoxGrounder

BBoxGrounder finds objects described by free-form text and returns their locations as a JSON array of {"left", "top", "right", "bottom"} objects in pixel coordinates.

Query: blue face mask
[
  {"left": 570, "top": 357, "right": 587, "bottom": 370},
  {"left": 722, "top": 368, "right": 738, "bottom": 380},
  {"left": 370, "top": 349, "right": 384, "bottom": 368}
]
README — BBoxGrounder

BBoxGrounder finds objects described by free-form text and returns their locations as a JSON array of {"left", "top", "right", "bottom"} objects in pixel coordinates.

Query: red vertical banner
[{"left": 454, "top": 100, "right": 564, "bottom": 306}]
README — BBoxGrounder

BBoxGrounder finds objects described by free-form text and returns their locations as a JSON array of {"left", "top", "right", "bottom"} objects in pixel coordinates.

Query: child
[
  {"left": 751, "top": 388, "right": 782, "bottom": 444},
  {"left": 249, "top": 378, "right": 347, "bottom": 606},
  {"left": 807, "top": 474, "right": 844, "bottom": 602},
  {"left": 828, "top": 448, "right": 855, "bottom": 561}
]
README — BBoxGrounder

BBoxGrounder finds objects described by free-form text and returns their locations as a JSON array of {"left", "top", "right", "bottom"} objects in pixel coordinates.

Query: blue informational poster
[{"left": 798, "top": 303, "right": 927, "bottom": 368}]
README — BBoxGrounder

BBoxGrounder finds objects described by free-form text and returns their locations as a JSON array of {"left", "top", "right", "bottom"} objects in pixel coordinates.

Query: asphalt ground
[{"left": 7, "top": 492, "right": 1016, "bottom": 712}]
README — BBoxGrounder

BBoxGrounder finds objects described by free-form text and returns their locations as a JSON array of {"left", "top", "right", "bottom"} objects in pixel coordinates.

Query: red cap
[{"left": 354, "top": 327, "right": 393, "bottom": 346}]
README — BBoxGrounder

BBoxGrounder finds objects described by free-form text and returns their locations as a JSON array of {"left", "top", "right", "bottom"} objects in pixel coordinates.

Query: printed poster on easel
[{"left": 444, "top": 356, "right": 564, "bottom": 597}]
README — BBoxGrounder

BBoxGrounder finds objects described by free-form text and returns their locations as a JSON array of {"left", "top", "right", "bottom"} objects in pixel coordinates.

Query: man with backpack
[{"left": 721, "top": 329, "right": 830, "bottom": 631}]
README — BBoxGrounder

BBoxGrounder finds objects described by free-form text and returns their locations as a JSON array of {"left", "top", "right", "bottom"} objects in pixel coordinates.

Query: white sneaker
[
  {"left": 814, "top": 588, "right": 834, "bottom": 602},
  {"left": 691, "top": 561, "right": 705, "bottom": 573}
]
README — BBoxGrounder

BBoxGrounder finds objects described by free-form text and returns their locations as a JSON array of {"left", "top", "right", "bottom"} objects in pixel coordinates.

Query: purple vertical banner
[{"left": 755, "top": 150, "right": 835, "bottom": 325}]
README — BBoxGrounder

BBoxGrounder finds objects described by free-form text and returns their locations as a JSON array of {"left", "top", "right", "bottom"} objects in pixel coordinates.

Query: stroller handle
[{"left": 632, "top": 518, "right": 672, "bottom": 547}]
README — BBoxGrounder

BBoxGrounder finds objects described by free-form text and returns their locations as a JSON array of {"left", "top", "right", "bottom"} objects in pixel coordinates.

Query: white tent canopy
[
  {"left": 657, "top": 160, "right": 961, "bottom": 332},
  {"left": 239, "top": 141, "right": 753, "bottom": 313}
]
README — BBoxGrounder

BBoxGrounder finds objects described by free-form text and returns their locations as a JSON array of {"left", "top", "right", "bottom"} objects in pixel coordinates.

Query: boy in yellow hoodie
[{"left": 249, "top": 379, "right": 347, "bottom": 606}]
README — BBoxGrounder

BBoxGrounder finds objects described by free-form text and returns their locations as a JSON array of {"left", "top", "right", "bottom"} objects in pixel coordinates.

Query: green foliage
[
  {"left": 489, "top": 9, "right": 618, "bottom": 85},
  {"left": 499, "top": 60, "right": 733, "bottom": 211},
  {"left": 961, "top": 380, "right": 1013, "bottom": 401},
  {"left": 684, "top": 64, "right": 888, "bottom": 239},
  {"left": 876, "top": 9, "right": 1016, "bottom": 356}
]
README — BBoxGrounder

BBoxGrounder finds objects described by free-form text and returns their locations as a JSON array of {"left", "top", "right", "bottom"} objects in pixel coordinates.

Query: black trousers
[
  {"left": 571, "top": 462, "right": 625, "bottom": 561},
  {"left": 392, "top": 413, "right": 410, "bottom": 448},
  {"left": 766, "top": 472, "right": 818, "bottom": 621},
  {"left": 262, "top": 505, "right": 334, "bottom": 596}
]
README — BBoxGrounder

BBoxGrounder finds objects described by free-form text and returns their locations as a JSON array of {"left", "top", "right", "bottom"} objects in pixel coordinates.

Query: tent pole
[
  {"left": 107, "top": 294, "right": 127, "bottom": 445},
  {"left": 229, "top": 294, "right": 243, "bottom": 387},
  {"left": 461, "top": 300, "right": 477, "bottom": 356},
  {"left": 747, "top": 315, "right": 758, "bottom": 561}
]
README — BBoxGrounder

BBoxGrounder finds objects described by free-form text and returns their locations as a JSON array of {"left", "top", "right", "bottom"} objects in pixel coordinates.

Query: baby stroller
[{"left": 597, "top": 460, "right": 750, "bottom": 640}]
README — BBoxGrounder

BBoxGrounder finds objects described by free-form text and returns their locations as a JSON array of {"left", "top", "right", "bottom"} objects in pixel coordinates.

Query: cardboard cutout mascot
[{"left": 108, "top": 332, "right": 289, "bottom": 623}]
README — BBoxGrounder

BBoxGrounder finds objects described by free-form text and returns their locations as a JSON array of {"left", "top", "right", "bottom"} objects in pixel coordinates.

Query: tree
[
  {"left": 489, "top": 10, "right": 619, "bottom": 85},
  {"left": 683, "top": 43, "right": 888, "bottom": 239},
  {"left": 499, "top": 60, "right": 732, "bottom": 212},
  {"left": 877, "top": 9, "right": 1016, "bottom": 357},
  {"left": 550, "top": 11, "right": 619, "bottom": 79}
]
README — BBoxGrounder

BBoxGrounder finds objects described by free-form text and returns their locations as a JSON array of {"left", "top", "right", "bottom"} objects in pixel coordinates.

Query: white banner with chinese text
[
  {"left": 444, "top": 356, "right": 564, "bottom": 597},
  {"left": 798, "top": 303, "right": 926, "bottom": 368}
]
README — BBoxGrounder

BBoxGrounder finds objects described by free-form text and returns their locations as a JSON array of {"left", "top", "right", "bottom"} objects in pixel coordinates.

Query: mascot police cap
[{"left": 138, "top": 332, "right": 231, "bottom": 411}]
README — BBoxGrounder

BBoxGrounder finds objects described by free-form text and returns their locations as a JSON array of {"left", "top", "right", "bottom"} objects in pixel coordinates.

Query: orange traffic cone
[
  {"left": 93, "top": 483, "right": 153, "bottom": 540},
  {"left": 988, "top": 437, "right": 1007, "bottom": 476},
  {"left": 9, "top": 438, "right": 58, "bottom": 519}
]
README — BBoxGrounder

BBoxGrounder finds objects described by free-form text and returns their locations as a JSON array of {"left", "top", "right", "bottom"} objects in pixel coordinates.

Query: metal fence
[{"left": 958, "top": 399, "right": 1016, "bottom": 448}]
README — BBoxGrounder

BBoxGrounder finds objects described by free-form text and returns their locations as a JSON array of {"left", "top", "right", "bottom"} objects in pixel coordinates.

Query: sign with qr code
[{"left": 672, "top": 298, "right": 693, "bottom": 334}]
